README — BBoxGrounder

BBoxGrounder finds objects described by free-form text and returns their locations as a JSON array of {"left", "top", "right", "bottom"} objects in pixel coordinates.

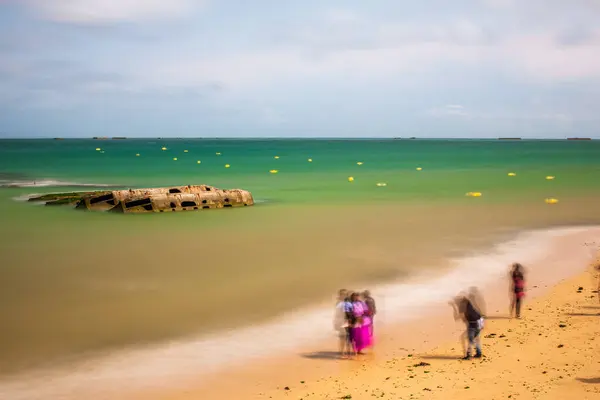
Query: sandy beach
[
  {"left": 1, "top": 227, "right": 598, "bottom": 400},
  {"left": 248, "top": 268, "right": 599, "bottom": 400},
  {"left": 252, "top": 257, "right": 600, "bottom": 400},
  {"left": 105, "top": 227, "right": 599, "bottom": 400},
  {"left": 0, "top": 227, "right": 597, "bottom": 400}
]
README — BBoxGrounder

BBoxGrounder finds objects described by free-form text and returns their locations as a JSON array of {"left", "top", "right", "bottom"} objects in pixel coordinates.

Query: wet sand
[
  {"left": 2, "top": 196, "right": 599, "bottom": 376},
  {"left": 0, "top": 199, "right": 599, "bottom": 399},
  {"left": 2, "top": 226, "right": 594, "bottom": 399},
  {"left": 139, "top": 228, "right": 600, "bottom": 400}
]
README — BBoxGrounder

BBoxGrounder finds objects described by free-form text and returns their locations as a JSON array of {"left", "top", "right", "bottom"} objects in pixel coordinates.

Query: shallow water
[{"left": 0, "top": 139, "right": 599, "bottom": 377}]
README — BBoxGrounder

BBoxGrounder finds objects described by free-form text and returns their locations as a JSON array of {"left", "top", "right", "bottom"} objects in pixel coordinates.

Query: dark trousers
[
  {"left": 513, "top": 294, "right": 522, "bottom": 317},
  {"left": 467, "top": 326, "right": 482, "bottom": 355}
]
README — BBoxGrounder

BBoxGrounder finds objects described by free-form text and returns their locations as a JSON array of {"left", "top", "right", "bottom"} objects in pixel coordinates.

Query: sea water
[{"left": 0, "top": 139, "right": 599, "bottom": 392}]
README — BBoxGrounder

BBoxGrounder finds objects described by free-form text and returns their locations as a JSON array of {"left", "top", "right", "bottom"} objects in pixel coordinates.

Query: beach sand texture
[{"left": 257, "top": 270, "right": 600, "bottom": 400}]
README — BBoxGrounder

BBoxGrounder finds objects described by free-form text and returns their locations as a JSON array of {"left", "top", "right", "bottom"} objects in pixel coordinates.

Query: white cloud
[
  {"left": 427, "top": 105, "right": 574, "bottom": 123},
  {"left": 323, "top": 9, "right": 361, "bottom": 24},
  {"left": 26, "top": 0, "right": 199, "bottom": 24},
  {"left": 130, "top": 4, "right": 600, "bottom": 91},
  {"left": 481, "top": 0, "right": 516, "bottom": 9},
  {"left": 141, "top": 25, "right": 600, "bottom": 91},
  {"left": 428, "top": 105, "right": 469, "bottom": 117},
  {"left": 502, "top": 34, "right": 600, "bottom": 80},
  {"left": 8, "top": 3, "right": 600, "bottom": 118}
]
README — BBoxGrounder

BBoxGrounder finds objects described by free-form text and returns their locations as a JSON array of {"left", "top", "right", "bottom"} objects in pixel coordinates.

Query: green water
[
  {"left": 1, "top": 139, "right": 600, "bottom": 204},
  {"left": 0, "top": 139, "right": 599, "bottom": 376}
]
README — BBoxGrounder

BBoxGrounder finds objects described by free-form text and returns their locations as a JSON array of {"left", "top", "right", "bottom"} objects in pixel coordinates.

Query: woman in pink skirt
[{"left": 350, "top": 292, "right": 373, "bottom": 354}]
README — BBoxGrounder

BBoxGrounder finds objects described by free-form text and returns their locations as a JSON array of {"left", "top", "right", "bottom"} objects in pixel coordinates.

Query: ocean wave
[
  {"left": 0, "top": 179, "right": 113, "bottom": 188},
  {"left": 0, "top": 226, "right": 597, "bottom": 400}
]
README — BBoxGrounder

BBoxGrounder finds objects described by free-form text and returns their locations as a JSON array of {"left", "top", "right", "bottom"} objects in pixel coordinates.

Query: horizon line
[{"left": 0, "top": 137, "right": 598, "bottom": 141}]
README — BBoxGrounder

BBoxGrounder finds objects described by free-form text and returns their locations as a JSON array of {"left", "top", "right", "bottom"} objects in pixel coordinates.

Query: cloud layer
[
  {"left": 26, "top": 0, "right": 198, "bottom": 24},
  {"left": 1, "top": 0, "right": 600, "bottom": 137}
]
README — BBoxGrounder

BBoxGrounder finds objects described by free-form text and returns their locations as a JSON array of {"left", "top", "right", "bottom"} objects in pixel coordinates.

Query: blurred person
[
  {"left": 595, "top": 262, "right": 600, "bottom": 303},
  {"left": 468, "top": 286, "right": 486, "bottom": 317},
  {"left": 350, "top": 292, "right": 372, "bottom": 355},
  {"left": 510, "top": 263, "right": 526, "bottom": 318},
  {"left": 362, "top": 290, "right": 376, "bottom": 338},
  {"left": 334, "top": 289, "right": 353, "bottom": 357},
  {"left": 450, "top": 294, "right": 484, "bottom": 360}
]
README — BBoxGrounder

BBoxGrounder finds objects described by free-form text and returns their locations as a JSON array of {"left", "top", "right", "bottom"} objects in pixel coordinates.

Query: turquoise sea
[
  {"left": 1, "top": 138, "right": 599, "bottom": 380},
  {"left": 1, "top": 139, "right": 600, "bottom": 204}
]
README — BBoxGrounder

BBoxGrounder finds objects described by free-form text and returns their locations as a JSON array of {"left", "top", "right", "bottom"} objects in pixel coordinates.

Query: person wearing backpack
[{"left": 451, "top": 294, "right": 484, "bottom": 360}]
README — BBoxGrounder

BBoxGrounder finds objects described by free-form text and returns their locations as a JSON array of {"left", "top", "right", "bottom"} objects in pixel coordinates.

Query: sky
[{"left": 1, "top": 0, "right": 600, "bottom": 138}]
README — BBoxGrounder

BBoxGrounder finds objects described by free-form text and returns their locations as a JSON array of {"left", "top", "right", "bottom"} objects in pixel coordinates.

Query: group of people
[
  {"left": 450, "top": 263, "right": 527, "bottom": 359},
  {"left": 334, "top": 289, "right": 376, "bottom": 357},
  {"left": 335, "top": 263, "right": 528, "bottom": 361}
]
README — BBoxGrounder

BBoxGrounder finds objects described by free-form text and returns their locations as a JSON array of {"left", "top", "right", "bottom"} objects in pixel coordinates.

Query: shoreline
[
  {"left": 249, "top": 251, "right": 600, "bottom": 400},
  {"left": 1, "top": 226, "right": 598, "bottom": 400},
  {"left": 150, "top": 226, "right": 599, "bottom": 400}
]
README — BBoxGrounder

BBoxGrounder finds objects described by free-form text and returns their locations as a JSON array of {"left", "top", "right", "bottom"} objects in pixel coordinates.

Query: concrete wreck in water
[
  {"left": 29, "top": 185, "right": 254, "bottom": 213},
  {"left": 78, "top": 185, "right": 254, "bottom": 213}
]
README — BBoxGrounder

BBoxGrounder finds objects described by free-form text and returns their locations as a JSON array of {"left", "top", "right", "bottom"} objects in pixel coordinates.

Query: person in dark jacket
[{"left": 451, "top": 294, "right": 483, "bottom": 360}]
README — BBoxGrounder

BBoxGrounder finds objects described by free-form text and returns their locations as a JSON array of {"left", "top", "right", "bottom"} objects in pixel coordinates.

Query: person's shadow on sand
[
  {"left": 577, "top": 377, "right": 600, "bottom": 384},
  {"left": 564, "top": 312, "right": 600, "bottom": 316},
  {"left": 301, "top": 351, "right": 344, "bottom": 360},
  {"left": 419, "top": 354, "right": 461, "bottom": 360}
]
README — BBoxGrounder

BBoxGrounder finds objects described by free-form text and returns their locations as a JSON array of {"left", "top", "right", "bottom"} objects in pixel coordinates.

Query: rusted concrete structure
[{"left": 75, "top": 185, "right": 254, "bottom": 213}]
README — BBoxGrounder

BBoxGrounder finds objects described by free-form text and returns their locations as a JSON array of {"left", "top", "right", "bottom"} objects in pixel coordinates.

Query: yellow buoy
[
  {"left": 270, "top": 169, "right": 278, "bottom": 174},
  {"left": 545, "top": 198, "right": 559, "bottom": 204},
  {"left": 95, "top": 148, "right": 101, "bottom": 151},
  {"left": 376, "top": 182, "right": 387, "bottom": 187},
  {"left": 357, "top": 162, "right": 364, "bottom": 166},
  {"left": 348, "top": 176, "right": 354, "bottom": 182},
  {"left": 466, "top": 192, "right": 482, "bottom": 197},
  {"left": 216, "top": 152, "right": 221, "bottom": 156},
  {"left": 508, "top": 172, "right": 516, "bottom": 176},
  {"left": 546, "top": 176, "right": 555, "bottom": 180},
  {"left": 173, "top": 157, "right": 178, "bottom": 161},
  {"left": 274, "top": 156, "right": 280, "bottom": 159},
  {"left": 197, "top": 160, "right": 201, "bottom": 164},
  {"left": 161, "top": 147, "right": 167, "bottom": 151},
  {"left": 225, "top": 164, "right": 230, "bottom": 168},
  {"left": 184, "top": 150, "right": 189, "bottom": 153},
  {"left": 136, "top": 153, "right": 140, "bottom": 157},
  {"left": 308, "top": 158, "right": 313, "bottom": 162},
  {"left": 416, "top": 167, "right": 423, "bottom": 171}
]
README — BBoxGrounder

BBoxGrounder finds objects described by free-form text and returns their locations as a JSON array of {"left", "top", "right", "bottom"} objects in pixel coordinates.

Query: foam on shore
[
  {"left": 0, "top": 226, "right": 597, "bottom": 400},
  {"left": 0, "top": 179, "right": 113, "bottom": 189}
]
